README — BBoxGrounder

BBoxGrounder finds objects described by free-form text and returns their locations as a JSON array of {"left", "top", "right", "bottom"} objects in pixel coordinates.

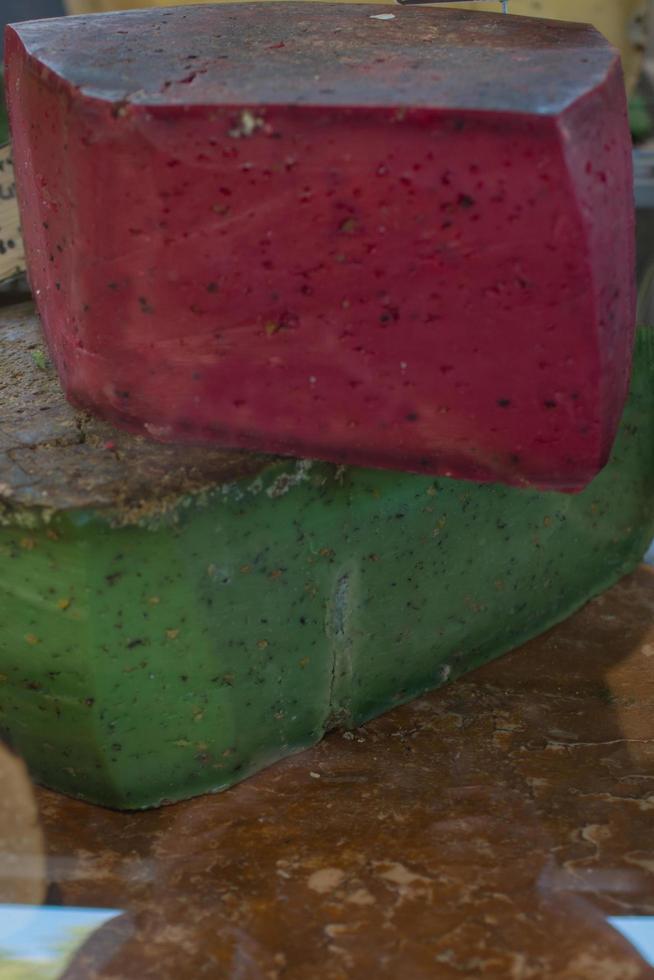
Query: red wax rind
[{"left": 5, "top": 3, "right": 635, "bottom": 489}]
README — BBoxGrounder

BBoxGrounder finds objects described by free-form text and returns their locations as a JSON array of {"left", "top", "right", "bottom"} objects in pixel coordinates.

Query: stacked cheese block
[
  {"left": 1, "top": 3, "right": 651, "bottom": 808},
  {"left": 3, "top": 4, "right": 637, "bottom": 488}
]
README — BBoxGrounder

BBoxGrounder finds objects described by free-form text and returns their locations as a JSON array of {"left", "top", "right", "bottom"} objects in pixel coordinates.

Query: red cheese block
[{"left": 5, "top": 3, "right": 635, "bottom": 489}]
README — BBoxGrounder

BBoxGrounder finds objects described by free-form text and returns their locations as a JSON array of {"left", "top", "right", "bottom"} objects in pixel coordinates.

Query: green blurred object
[{"left": 630, "top": 92, "right": 654, "bottom": 144}]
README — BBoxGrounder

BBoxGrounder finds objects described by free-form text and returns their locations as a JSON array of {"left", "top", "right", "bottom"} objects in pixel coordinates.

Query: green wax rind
[{"left": 1, "top": 331, "right": 653, "bottom": 809}]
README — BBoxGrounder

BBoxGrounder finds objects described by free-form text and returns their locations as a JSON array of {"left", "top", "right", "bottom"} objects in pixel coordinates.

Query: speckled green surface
[{"left": 1, "top": 321, "right": 653, "bottom": 809}]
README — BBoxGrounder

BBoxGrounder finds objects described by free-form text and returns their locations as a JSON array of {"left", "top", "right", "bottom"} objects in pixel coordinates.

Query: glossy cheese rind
[
  {"left": 0, "top": 309, "right": 652, "bottom": 809},
  {"left": 5, "top": 4, "right": 635, "bottom": 490}
]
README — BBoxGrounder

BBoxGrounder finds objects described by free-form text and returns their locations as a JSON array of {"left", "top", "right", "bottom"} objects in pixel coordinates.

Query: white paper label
[{"left": 0, "top": 144, "right": 26, "bottom": 285}]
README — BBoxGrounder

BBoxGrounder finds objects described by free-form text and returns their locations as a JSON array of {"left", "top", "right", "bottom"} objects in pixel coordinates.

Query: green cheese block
[{"left": 1, "top": 305, "right": 653, "bottom": 810}]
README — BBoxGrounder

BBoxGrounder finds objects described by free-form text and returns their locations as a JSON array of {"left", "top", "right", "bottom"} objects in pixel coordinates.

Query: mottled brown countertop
[{"left": 32, "top": 567, "right": 654, "bottom": 979}]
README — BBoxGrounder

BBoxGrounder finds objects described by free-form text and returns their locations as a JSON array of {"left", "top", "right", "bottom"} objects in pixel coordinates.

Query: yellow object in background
[
  {"left": 64, "top": 0, "right": 646, "bottom": 91},
  {"left": 450, "top": 1, "right": 646, "bottom": 90}
]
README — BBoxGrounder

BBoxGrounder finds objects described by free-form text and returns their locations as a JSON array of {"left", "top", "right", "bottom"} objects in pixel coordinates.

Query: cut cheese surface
[{"left": 5, "top": 4, "right": 635, "bottom": 489}]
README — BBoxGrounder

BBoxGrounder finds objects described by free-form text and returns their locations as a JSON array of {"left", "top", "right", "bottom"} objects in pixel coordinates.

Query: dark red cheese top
[{"left": 10, "top": 3, "right": 616, "bottom": 112}]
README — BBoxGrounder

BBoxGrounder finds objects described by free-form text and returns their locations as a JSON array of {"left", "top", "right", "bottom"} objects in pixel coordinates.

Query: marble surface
[{"left": 32, "top": 568, "right": 654, "bottom": 979}]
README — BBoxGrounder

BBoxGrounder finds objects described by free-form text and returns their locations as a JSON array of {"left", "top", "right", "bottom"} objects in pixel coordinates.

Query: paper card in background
[
  {"left": 0, "top": 144, "right": 26, "bottom": 286},
  {"left": 0, "top": 905, "right": 125, "bottom": 978},
  {"left": 608, "top": 918, "right": 654, "bottom": 967}
]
